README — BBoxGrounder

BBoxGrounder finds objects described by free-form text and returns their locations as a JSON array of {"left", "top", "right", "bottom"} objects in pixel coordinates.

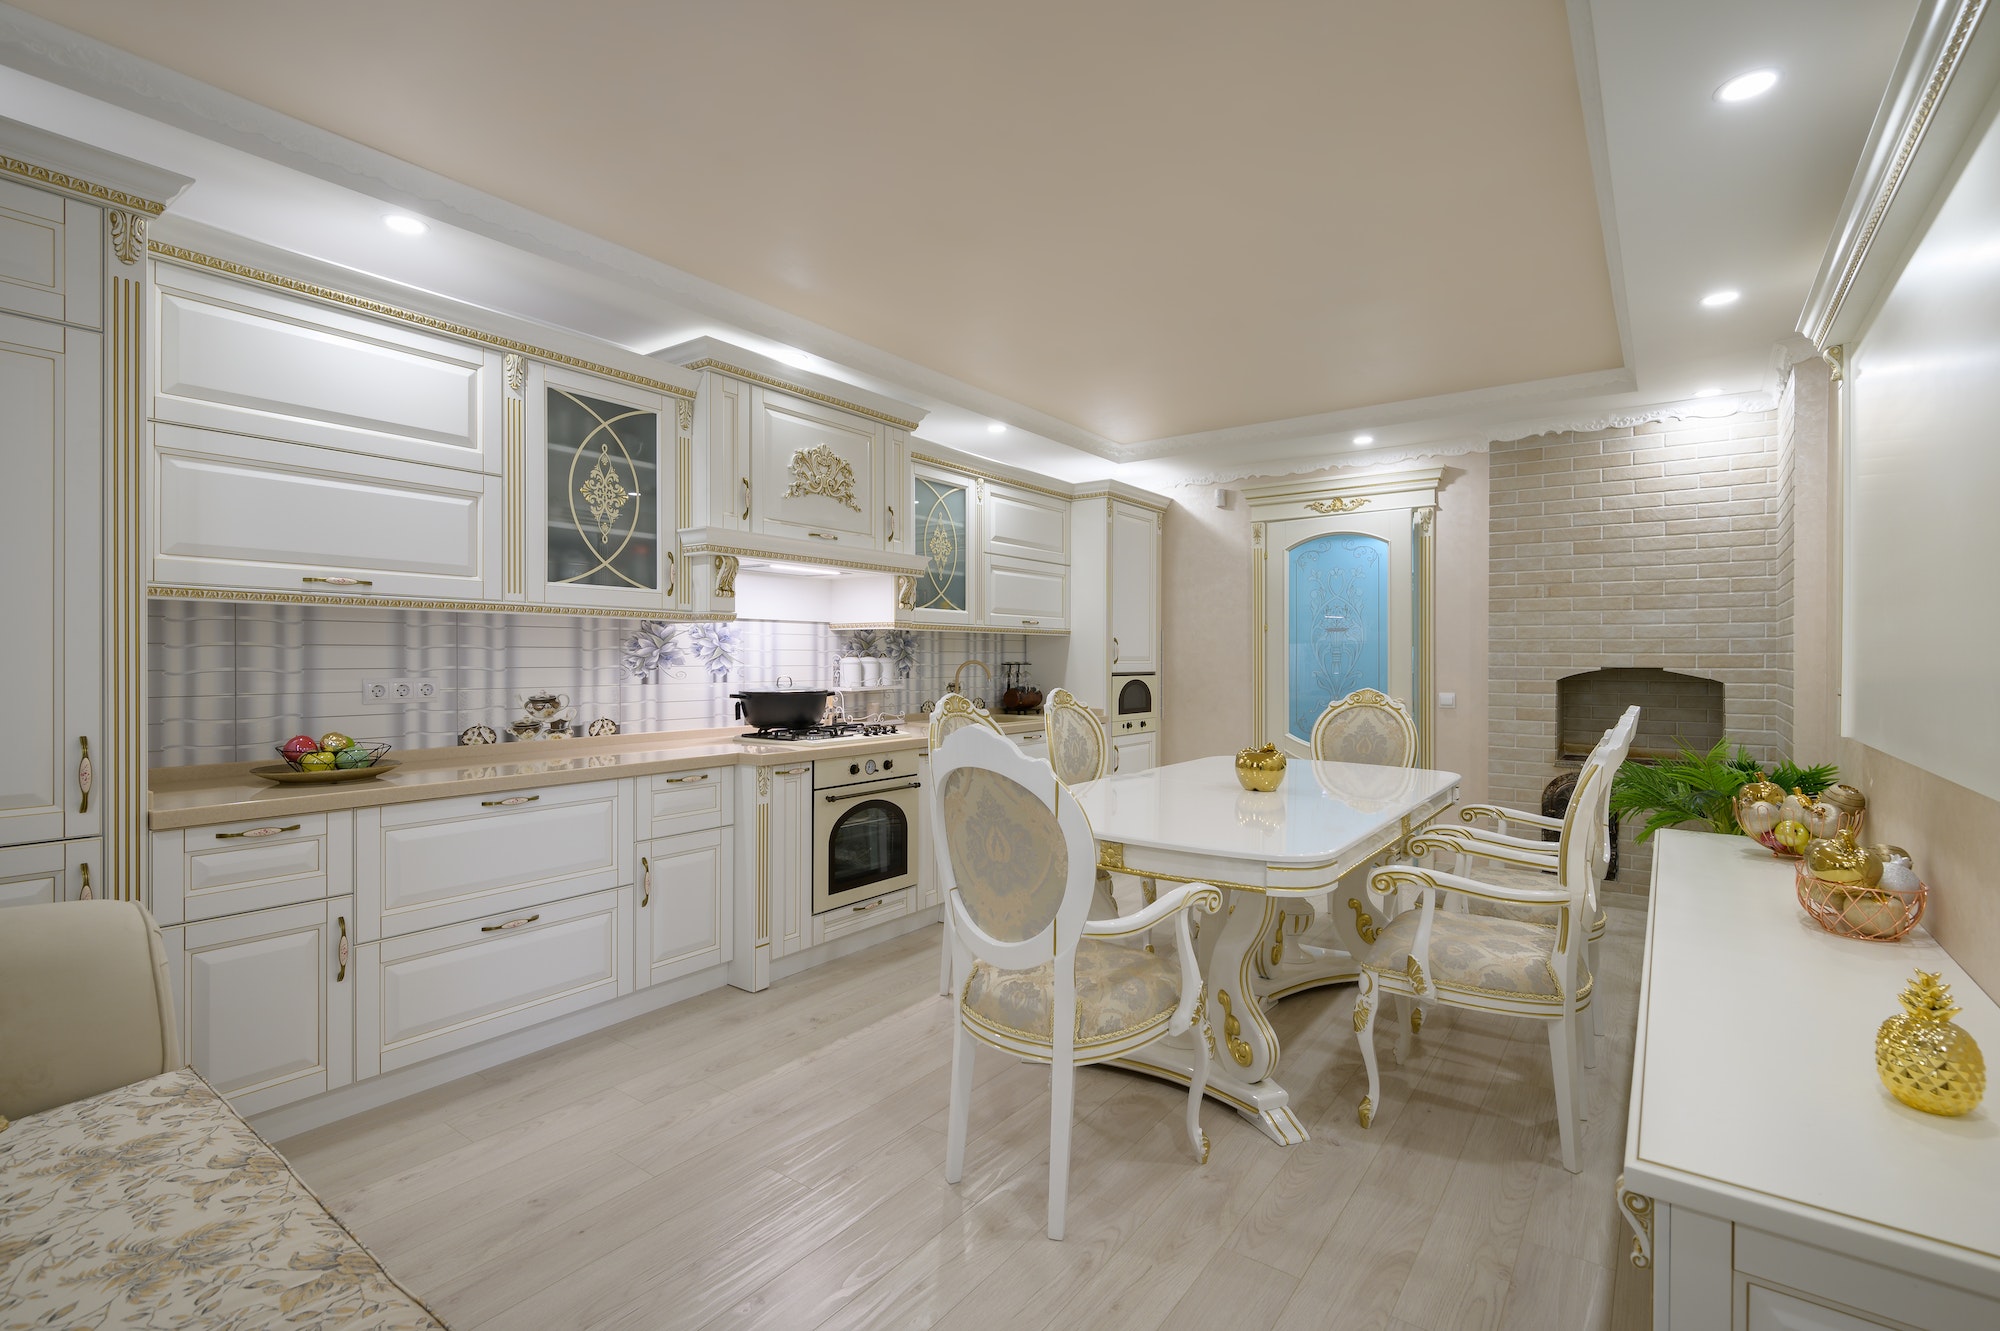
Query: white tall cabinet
[{"left": 1059, "top": 484, "right": 1168, "bottom": 747}]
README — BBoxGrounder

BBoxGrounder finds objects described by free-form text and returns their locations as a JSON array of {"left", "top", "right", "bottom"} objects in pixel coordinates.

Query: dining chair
[
  {"left": 933, "top": 724, "right": 1221, "bottom": 1239},
  {"left": 1354, "top": 759, "right": 1605, "bottom": 1173},
  {"left": 931, "top": 692, "right": 1005, "bottom": 995},
  {"left": 1043, "top": 688, "right": 1132, "bottom": 925}
]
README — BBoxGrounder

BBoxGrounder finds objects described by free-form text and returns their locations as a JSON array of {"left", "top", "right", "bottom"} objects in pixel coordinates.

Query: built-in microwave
[{"left": 1113, "top": 674, "right": 1158, "bottom": 736}]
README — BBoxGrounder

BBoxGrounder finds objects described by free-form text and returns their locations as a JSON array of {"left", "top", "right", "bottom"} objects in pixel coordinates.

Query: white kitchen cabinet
[
  {"left": 355, "top": 886, "right": 629, "bottom": 1077},
  {"left": 1111, "top": 732, "right": 1158, "bottom": 774},
  {"left": 355, "top": 780, "right": 630, "bottom": 941},
  {"left": 641, "top": 766, "right": 733, "bottom": 840},
  {"left": 981, "top": 553, "right": 1069, "bottom": 630},
  {"left": 0, "top": 838, "right": 101, "bottom": 907},
  {"left": 765, "top": 763, "right": 812, "bottom": 959},
  {"left": 984, "top": 481, "right": 1070, "bottom": 565},
  {"left": 151, "top": 811, "right": 351, "bottom": 926},
  {"left": 0, "top": 308, "right": 100, "bottom": 851},
  {"left": 1109, "top": 499, "right": 1161, "bottom": 674},
  {"left": 178, "top": 897, "right": 354, "bottom": 1116},
  {"left": 908, "top": 462, "right": 975, "bottom": 626},
  {"left": 0, "top": 177, "right": 100, "bottom": 328},
  {"left": 1010, "top": 730, "right": 1049, "bottom": 762},
  {"left": 150, "top": 422, "right": 502, "bottom": 601},
  {"left": 152, "top": 263, "right": 501, "bottom": 474},
  {"left": 636, "top": 826, "right": 733, "bottom": 987},
  {"left": 811, "top": 886, "right": 914, "bottom": 946},
  {"left": 528, "top": 363, "right": 678, "bottom": 613},
  {"left": 749, "top": 387, "right": 884, "bottom": 549}
]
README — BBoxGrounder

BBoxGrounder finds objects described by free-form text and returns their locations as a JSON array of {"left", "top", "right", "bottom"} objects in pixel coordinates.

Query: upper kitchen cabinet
[
  {"left": 1109, "top": 499, "right": 1161, "bottom": 673},
  {"left": 0, "top": 176, "right": 102, "bottom": 328},
  {"left": 984, "top": 480, "right": 1071, "bottom": 566},
  {"left": 908, "top": 461, "right": 974, "bottom": 626},
  {"left": 1064, "top": 484, "right": 1168, "bottom": 715},
  {"left": 526, "top": 362, "right": 678, "bottom": 613},
  {"left": 751, "top": 387, "right": 885, "bottom": 547}
]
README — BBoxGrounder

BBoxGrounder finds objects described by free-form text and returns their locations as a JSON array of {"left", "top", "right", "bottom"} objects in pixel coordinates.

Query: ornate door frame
[{"left": 1246, "top": 468, "right": 1441, "bottom": 766}]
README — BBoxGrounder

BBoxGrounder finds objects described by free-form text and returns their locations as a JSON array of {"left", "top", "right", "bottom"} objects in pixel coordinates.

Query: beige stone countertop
[{"left": 148, "top": 726, "right": 930, "bottom": 831}]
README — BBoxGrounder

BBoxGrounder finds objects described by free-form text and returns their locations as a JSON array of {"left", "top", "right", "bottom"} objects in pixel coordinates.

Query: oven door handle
[{"left": 823, "top": 780, "right": 922, "bottom": 803}]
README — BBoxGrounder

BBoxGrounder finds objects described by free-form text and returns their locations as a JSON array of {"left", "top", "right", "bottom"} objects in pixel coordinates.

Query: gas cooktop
[{"left": 735, "top": 722, "right": 907, "bottom": 744}]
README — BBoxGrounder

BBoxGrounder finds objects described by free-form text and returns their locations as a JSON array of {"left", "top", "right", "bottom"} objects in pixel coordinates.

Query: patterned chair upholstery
[
  {"left": 931, "top": 692, "right": 1005, "bottom": 995},
  {"left": 933, "top": 725, "right": 1221, "bottom": 1240},
  {"left": 1310, "top": 687, "right": 1419, "bottom": 766},
  {"left": 1043, "top": 688, "right": 1126, "bottom": 924}
]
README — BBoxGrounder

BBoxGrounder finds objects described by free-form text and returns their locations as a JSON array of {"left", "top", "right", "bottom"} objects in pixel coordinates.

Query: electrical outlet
[{"left": 362, "top": 677, "right": 442, "bottom": 706}]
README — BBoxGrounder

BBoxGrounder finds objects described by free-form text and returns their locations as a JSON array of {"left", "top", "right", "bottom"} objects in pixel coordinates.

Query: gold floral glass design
[
  {"left": 547, "top": 386, "right": 658, "bottom": 590},
  {"left": 913, "top": 474, "right": 968, "bottom": 612}
]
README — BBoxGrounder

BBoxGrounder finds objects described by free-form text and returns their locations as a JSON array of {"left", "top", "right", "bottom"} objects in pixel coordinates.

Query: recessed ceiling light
[
  {"left": 1700, "top": 289, "right": 1741, "bottom": 308},
  {"left": 383, "top": 214, "right": 428, "bottom": 236},
  {"left": 772, "top": 346, "right": 815, "bottom": 369},
  {"left": 1716, "top": 69, "right": 1780, "bottom": 103},
  {"left": 987, "top": 422, "right": 1006, "bottom": 435},
  {"left": 1694, "top": 385, "right": 1722, "bottom": 398},
  {"left": 1353, "top": 434, "right": 1375, "bottom": 445}
]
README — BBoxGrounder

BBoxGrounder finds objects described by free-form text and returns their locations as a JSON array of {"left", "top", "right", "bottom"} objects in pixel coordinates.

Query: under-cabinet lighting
[
  {"left": 1700, "top": 289, "right": 1741, "bottom": 308},
  {"left": 747, "top": 560, "right": 844, "bottom": 578},
  {"left": 1694, "top": 386, "right": 1722, "bottom": 398},
  {"left": 1353, "top": 434, "right": 1375, "bottom": 445},
  {"left": 383, "top": 214, "right": 428, "bottom": 236},
  {"left": 987, "top": 422, "right": 1006, "bottom": 434},
  {"left": 1716, "top": 69, "right": 1779, "bottom": 103}
]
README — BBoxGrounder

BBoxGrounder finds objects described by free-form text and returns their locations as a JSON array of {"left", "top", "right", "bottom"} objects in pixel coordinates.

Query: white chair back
[
  {"left": 1043, "top": 688, "right": 1109, "bottom": 786},
  {"left": 1311, "top": 688, "right": 1419, "bottom": 766}
]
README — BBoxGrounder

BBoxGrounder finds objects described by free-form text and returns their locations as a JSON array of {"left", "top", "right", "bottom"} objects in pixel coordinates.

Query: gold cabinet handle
[
  {"left": 665, "top": 549, "right": 677, "bottom": 599},
  {"left": 776, "top": 765, "right": 810, "bottom": 776},
  {"left": 640, "top": 855, "right": 651, "bottom": 908},
  {"left": 886, "top": 504, "right": 896, "bottom": 542},
  {"left": 740, "top": 476, "right": 751, "bottom": 521},
  {"left": 76, "top": 737, "right": 92, "bottom": 814},
  {"left": 481, "top": 913, "right": 540, "bottom": 932},
  {"left": 662, "top": 773, "right": 709, "bottom": 784},
  {"left": 1111, "top": 637, "right": 1120, "bottom": 664},
  {"left": 336, "top": 915, "right": 349, "bottom": 982},
  {"left": 807, "top": 531, "right": 839, "bottom": 541},
  {"left": 1021, "top": 619, "right": 1040, "bottom": 626},
  {"left": 216, "top": 824, "right": 301, "bottom": 839},
  {"left": 302, "top": 575, "right": 373, "bottom": 587},
  {"left": 78, "top": 862, "right": 92, "bottom": 900},
  {"left": 851, "top": 897, "right": 884, "bottom": 913},
  {"left": 482, "top": 795, "right": 539, "bottom": 807}
]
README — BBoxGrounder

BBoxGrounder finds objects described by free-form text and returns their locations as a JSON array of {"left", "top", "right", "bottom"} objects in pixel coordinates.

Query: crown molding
[{"left": 0, "top": 111, "right": 189, "bottom": 212}]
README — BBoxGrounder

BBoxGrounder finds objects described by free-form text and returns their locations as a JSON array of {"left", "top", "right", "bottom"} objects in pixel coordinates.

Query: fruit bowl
[
  {"left": 254, "top": 736, "right": 397, "bottom": 784},
  {"left": 272, "top": 740, "right": 393, "bottom": 772},
  {"left": 1795, "top": 861, "right": 1926, "bottom": 942}
]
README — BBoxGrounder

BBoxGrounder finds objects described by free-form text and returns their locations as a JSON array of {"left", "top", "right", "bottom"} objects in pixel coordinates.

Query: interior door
[{"left": 1262, "top": 509, "right": 1414, "bottom": 759}]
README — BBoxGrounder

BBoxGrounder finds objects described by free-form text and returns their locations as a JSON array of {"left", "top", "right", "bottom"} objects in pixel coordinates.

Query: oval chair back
[
  {"left": 1310, "top": 688, "right": 1419, "bottom": 766},
  {"left": 1043, "top": 687, "right": 1109, "bottom": 786},
  {"left": 930, "top": 691, "right": 1007, "bottom": 995}
]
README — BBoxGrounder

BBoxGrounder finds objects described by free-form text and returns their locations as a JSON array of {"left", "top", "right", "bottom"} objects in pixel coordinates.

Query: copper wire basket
[{"left": 1795, "top": 861, "right": 1926, "bottom": 942}]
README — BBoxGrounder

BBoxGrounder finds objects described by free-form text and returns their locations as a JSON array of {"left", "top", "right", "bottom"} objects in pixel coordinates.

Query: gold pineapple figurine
[{"left": 1876, "top": 970, "right": 1985, "bottom": 1116}]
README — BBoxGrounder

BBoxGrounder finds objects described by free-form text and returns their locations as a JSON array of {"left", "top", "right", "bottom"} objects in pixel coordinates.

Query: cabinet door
[
  {"left": 0, "top": 313, "right": 100, "bottom": 849},
  {"left": 151, "top": 422, "right": 501, "bottom": 600},
  {"left": 985, "top": 482, "right": 1070, "bottom": 565},
  {"left": 1109, "top": 501, "right": 1161, "bottom": 674},
  {"left": 637, "top": 827, "right": 733, "bottom": 987},
  {"left": 530, "top": 365, "right": 674, "bottom": 612},
  {"left": 181, "top": 898, "right": 354, "bottom": 1116},
  {"left": 1111, "top": 733, "right": 1157, "bottom": 775},
  {"left": 982, "top": 554, "right": 1068, "bottom": 630},
  {"left": 766, "top": 765, "right": 812, "bottom": 958},
  {"left": 909, "top": 466, "right": 974, "bottom": 625},
  {"left": 750, "top": 388, "right": 880, "bottom": 547},
  {"left": 0, "top": 839, "right": 100, "bottom": 907},
  {"left": 0, "top": 180, "right": 99, "bottom": 328}
]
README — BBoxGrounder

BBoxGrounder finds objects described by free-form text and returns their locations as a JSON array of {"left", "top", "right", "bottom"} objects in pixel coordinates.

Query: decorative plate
[
  {"left": 460, "top": 724, "right": 499, "bottom": 746},
  {"left": 251, "top": 761, "right": 401, "bottom": 785},
  {"left": 587, "top": 717, "right": 620, "bottom": 737}
]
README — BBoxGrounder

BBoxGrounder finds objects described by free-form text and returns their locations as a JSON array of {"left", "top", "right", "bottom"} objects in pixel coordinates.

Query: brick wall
[{"left": 1489, "top": 410, "right": 1788, "bottom": 891}]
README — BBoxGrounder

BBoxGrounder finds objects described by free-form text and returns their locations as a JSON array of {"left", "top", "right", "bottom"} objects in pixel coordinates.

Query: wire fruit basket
[{"left": 1795, "top": 861, "right": 1926, "bottom": 942}]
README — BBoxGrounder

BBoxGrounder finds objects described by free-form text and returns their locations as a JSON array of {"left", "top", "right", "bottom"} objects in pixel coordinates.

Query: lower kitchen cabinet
[
  {"left": 765, "top": 763, "right": 812, "bottom": 960},
  {"left": 177, "top": 897, "right": 354, "bottom": 1116},
  {"left": 637, "top": 826, "right": 733, "bottom": 987},
  {"left": 0, "top": 838, "right": 100, "bottom": 908},
  {"left": 355, "top": 886, "right": 630, "bottom": 1078},
  {"left": 1111, "top": 731, "right": 1158, "bottom": 774}
]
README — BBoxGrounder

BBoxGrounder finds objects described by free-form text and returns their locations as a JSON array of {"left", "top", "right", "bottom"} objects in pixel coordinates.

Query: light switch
[{"left": 1438, "top": 692, "right": 1457, "bottom": 708}]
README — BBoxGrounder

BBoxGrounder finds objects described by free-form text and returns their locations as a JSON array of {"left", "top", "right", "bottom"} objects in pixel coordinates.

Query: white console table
[{"left": 1622, "top": 830, "right": 2000, "bottom": 1330}]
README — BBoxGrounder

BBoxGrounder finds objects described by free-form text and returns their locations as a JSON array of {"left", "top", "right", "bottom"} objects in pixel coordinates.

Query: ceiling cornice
[{"left": 1562, "top": 0, "right": 1636, "bottom": 378}]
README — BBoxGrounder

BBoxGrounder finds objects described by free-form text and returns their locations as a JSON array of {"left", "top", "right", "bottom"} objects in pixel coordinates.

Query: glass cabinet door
[
  {"left": 910, "top": 470, "right": 972, "bottom": 623},
  {"left": 545, "top": 384, "right": 661, "bottom": 598}
]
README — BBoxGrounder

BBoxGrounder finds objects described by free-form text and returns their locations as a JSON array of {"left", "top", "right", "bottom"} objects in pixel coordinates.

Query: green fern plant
[{"left": 1608, "top": 740, "right": 1840, "bottom": 844}]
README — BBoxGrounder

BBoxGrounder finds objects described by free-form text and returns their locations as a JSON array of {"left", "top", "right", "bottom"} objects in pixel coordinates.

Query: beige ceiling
[{"left": 22, "top": 1, "right": 1623, "bottom": 443}]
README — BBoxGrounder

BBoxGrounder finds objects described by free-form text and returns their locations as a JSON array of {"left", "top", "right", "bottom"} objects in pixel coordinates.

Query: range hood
[{"left": 678, "top": 525, "right": 927, "bottom": 625}]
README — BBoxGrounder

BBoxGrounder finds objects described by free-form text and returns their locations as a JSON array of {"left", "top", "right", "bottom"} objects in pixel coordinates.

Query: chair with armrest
[
  {"left": 1044, "top": 687, "right": 1135, "bottom": 925},
  {"left": 934, "top": 723, "right": 1221, "bottom": 1239},
  {"left": 0, "top": 900, "right": 181, "bottom": 1123}
]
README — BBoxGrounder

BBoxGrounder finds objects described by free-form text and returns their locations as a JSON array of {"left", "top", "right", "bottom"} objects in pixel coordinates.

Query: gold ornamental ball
[{"left": 318, "top": 731, "right": 353, "bottom": 753}]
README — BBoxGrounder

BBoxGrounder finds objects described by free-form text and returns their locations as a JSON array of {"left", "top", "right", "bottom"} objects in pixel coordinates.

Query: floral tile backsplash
[{"left": 148, "top": 600, "right": 1032, "bottom": 767}]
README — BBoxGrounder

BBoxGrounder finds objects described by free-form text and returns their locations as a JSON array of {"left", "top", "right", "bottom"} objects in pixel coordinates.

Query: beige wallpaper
[{"left": 1159, "top": 454, "right": 1490, "bottom": 803}]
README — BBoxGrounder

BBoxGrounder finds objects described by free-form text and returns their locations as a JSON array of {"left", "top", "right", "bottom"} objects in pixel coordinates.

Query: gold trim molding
[
  {"left": 108, "top": 211, "right": 148, "bottom": 266},
  {"left": 151, "top": 245, "right": 696, "bottom": 401},
  {"left": 679, "top": 539, "right": 920, "bottom": 579},
  {"left": 0, "top": 155, "right": 168, "bottom": 215},
  {"left": 681, "top": 358, "right": 920, "bottom": 430},
  {"left": 784, "top": 443, "right": 862, "bottom": 512},
  {"left": 148, "top": 584, "right": 720, "bottom": 622},
  {"left": 909, "top": 452, "right": 1070, "bottom": 502},
  {"left": 1305, "top": 497, "right": 1368, "bottom": 514}
]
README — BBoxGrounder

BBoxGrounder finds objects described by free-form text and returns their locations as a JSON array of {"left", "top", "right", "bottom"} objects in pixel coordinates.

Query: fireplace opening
[{"left": 1557, "top": 667, "right": 1723, "bottom": 761}]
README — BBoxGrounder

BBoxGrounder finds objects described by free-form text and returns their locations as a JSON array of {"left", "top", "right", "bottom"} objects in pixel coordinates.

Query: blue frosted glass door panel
[{"left": 1288, "top": 532, "right": 1389, "bottom": 738}]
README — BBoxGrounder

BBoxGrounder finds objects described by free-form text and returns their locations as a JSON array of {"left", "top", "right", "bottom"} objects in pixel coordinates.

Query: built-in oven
[
  {"left": 812, "top": 749, "right": 922, "bottom": 915},
  {"left": 1114, "top": 673, "right": 1159, "bottom": 737}
]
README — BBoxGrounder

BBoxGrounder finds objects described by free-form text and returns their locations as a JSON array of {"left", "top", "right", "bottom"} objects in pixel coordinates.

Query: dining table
[{"left": 1070, "top": 754, "right": 1460, "bottom": 1145}]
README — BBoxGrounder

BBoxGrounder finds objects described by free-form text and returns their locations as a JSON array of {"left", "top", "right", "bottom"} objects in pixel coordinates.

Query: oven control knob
[
  {"left": 883, "top": 758, "right": 894, "bottom": 771},
  {"left": 849, "top": 763, "right": 860, "bottom": 775}
]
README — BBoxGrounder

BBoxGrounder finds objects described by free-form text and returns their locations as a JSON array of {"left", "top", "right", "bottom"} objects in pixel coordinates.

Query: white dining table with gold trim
[{"left": 1070, "top": 754, "right": 1459, "bottom": 1145}]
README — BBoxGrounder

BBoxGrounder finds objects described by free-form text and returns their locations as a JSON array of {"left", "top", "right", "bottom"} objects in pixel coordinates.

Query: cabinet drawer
[
  {"left": 0, "top": 840, "right": 98, "bottom": 908},
  {"left": 644, "top": 766, "right": 733, "bottom": 838},
  {"left": 0, "top": 180, "right": 98, "bottom": 328},
  {"left": 151, "top": 423, "right": 500, "bottom": 601},
  {"left": 154, "top": 265, "right": 498, "bottom": 472},
  {"left": 812, "top": 886, "right": 914, "bottom": 946},
  {"left": 180, "top": 897, "right": 354, "bottom": 1116},
  {"left": 985, "top": 482, "right": 1070, "bottom": 565},
  {"left": 152, "top": 812, "right": 348, "bottom": 925},
  {"left": 355, "top": 781, "right": 630, "bottom": 939},
  {"left": 981, "top": 554, "right": 1068, "bottom": 629},
  {"left": 355, "top": 886, "right": 630, "bottom": 1077}
]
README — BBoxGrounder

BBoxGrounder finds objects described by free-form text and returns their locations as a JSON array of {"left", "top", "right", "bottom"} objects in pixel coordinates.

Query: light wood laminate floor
[{"left": 283, "top": 907, "right": 1651, "bottom": 1331}]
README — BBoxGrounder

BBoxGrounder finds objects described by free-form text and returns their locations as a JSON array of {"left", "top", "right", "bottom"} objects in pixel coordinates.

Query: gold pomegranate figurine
[
  {"left": 1234, "top": 743, "right": 1288, "bottom": 792},
  {"left": 1876, "top": 970, "right": 1985, "bottom": 1116}
]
